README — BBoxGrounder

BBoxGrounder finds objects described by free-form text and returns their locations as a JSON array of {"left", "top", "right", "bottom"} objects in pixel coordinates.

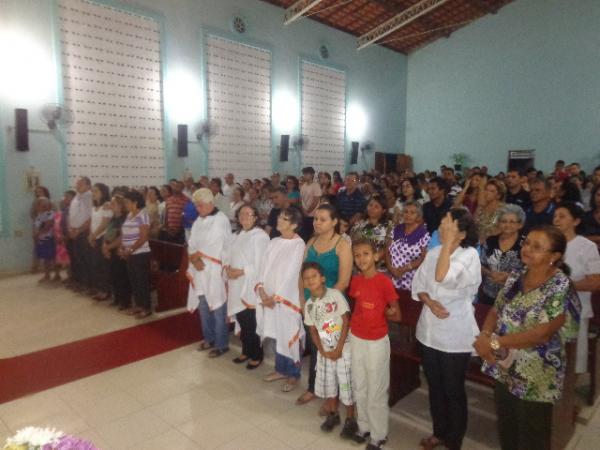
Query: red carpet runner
[{"left": 0, "top": 312, "right": 202, "bottom": 404}]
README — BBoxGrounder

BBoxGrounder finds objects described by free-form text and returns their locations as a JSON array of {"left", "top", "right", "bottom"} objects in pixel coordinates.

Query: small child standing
[
  {"left": 348, "top": 238, "right": 401, "bottom": 450},
  {"left": 33, "top": 197, "right": 56, "bottom": 282},
  {"left": 302, "top": 262, "right": 357, "bottom": 438}
]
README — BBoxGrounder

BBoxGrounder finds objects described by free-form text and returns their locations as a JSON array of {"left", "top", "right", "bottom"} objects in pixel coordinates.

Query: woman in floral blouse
[
  {"left": 350, "top": 195, "right": 393, "bottom": 266},
  {"left": 473, "top": 225, "right": 581, "bottom": 450},
  {"left": 479, "top": 204, "right": 526, "bottom": 305},
  {"left": 386, "top": 201, "right": 430, "bottom": 295}
]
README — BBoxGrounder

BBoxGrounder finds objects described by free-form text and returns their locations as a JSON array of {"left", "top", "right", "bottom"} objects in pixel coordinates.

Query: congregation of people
[{"left": 29, "top": 159, "right": 600, "bottom": 450}]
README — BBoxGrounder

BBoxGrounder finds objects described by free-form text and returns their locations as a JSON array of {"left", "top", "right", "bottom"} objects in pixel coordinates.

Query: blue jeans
[
  {"left": 198, "top": 296, "right": 229, "bottom": 351},
  {"left": 275, "top": 352, "right": 301, "bottom": 379}
]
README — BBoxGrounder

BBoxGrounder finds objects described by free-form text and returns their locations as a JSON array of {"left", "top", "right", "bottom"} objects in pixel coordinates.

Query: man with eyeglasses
[{"left": 336, "top": 172, "right": 367, "bottom": 226}]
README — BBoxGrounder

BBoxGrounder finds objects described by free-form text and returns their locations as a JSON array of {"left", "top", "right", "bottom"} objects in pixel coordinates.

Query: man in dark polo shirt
[
  {"left": 266, "top": 187, "right": 307, "bottom": 240},
  {"left": 525, "top": 178, "right": 556, "bottom": 231},
  {"left": 423, "top": 177, "right": 453, "bottom": 234},
  {"left": 336, "top": 171, "right": 367, "bottom": 225},
  {"left": 505, "top": 168, "right": 531, "bottom": 210}
]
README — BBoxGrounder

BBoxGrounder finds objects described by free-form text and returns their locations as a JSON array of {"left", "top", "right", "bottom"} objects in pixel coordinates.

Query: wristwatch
[{"left": 490, "top": 333, "right": 501, "bottom": 352}]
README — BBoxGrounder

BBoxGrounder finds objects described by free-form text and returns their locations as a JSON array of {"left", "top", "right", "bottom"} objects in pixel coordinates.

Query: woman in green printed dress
[
  {"left": 350, "top": 195, "right": 393, "bottom": 268},
  {"left": 473, "top": 225, "right": 581, "bottom": 450}
]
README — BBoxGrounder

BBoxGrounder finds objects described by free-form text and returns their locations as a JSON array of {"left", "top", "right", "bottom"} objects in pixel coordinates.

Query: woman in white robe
[
  {"left": 553, "top": 202, "right": 600, "bottom": 373},
  {"left": 224, "top": 205, "right": 270, "bottom": 369},
  {"left": 256, "top": 207, "right": 306, "bottom": 392},
  {"left": 186, "top": 188, "right": 232, "bottom": 358}
]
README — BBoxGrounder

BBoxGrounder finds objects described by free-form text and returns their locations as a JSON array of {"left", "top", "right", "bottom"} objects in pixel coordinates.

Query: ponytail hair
[{"left": 530, "top": 224, "right": 571, "bottom": 276}]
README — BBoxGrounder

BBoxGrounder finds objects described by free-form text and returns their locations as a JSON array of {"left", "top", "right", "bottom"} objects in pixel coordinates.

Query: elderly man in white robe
[
  {"left": 256, "top": 207, "right": 306, "bottom": 392},
  {"left": 187, "top": 188, "right": 232, "bottom": 358}
]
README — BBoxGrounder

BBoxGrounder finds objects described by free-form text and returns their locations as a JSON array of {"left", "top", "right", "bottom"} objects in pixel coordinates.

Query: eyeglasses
[
  {"left": 500, "top": 219, "right": 520, "bottom": 224},
  {"left": 522, "top": 239, "right": 551, "bottom": 253}
]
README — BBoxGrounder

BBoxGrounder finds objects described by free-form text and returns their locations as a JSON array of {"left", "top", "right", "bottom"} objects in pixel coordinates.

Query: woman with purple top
[{"left": 386, "top": 201, "right": 430, "bottom": 297}]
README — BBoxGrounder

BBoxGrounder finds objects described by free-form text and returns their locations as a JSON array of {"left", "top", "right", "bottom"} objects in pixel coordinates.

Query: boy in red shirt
[{"left": 348, "top": 238, "right": 401, "bottom": 450}]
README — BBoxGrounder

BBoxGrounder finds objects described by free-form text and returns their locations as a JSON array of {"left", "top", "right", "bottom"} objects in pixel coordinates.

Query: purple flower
[{"left": 51, "top": 435, "right": 99, "bottom": 450}]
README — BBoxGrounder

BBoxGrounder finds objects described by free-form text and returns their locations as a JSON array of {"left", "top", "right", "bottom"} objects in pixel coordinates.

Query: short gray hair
[
  {"left": 499, "top": 203, "right": 526, "bottom": 223},
  {"left": 403, "top": 200, "right": 424, "bottom": 218}
]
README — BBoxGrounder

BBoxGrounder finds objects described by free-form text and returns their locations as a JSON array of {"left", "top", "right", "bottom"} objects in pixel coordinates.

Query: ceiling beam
[
  {"left": 466, "top": 0, "right": 499, "bottom": 15},
  {"left": 284, "top": 0, "right": 325, "bottom": 25},
  {"left": 357, "top": 0, "right": 450, "bottom": 50},
  {"left": 371, "top": 0, "right": 451, "bottom": 39}
]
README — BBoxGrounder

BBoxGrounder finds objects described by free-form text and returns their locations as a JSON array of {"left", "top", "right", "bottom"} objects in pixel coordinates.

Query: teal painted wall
[
  {"left": 0, "top": 0, "right": 407, "bottom": 272},
  {"left": 405, "top": 0, "right": 600, "bottom": 174}
]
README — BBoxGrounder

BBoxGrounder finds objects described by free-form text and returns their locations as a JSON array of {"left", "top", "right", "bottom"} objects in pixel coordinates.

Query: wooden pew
[
  {"left": 588, "top": 291, "right": 600, "bottom": 405},
  {"left": 149, "top": 239, "right": 189, "bottom": 312},
  {"left": 390, "top": 297, "right": 577, "bottom": 450}
]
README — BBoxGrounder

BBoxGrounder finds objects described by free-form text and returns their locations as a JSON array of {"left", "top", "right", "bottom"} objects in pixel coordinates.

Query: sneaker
[
  {"left": 340, "top": 417, "right": 359, "bottom": 439},
  {"left": 366, "top": 440, "right": 386, "bottom": 450},
  {"left": 320, "top": 412, "right": 341, "bottom": 432},
  {"left": 351, "top": 431, "right": 370, "bottom": 444}
]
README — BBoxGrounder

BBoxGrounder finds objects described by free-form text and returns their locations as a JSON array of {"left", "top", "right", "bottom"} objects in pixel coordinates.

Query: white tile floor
[{"left": 1, "top": 274, "right": 599, "bottom": 449}]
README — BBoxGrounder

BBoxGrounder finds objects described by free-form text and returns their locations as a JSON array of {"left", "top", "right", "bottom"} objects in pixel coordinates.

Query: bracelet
[{"left": 480, "top": 330, "right": 492, "bottom": 337}]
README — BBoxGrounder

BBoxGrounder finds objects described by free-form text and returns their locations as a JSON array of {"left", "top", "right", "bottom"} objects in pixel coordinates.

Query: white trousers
[
  {"left": 576, "top": 317, "right": 590, "bottom": 374},
  {"left": 350, "top": 333, "right": 390, "bottom": 442}
]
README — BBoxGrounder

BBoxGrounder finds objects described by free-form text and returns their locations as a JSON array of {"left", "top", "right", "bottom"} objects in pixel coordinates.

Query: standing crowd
[{"left": 30, "top": 159, "right": 600, "bottom": 449}]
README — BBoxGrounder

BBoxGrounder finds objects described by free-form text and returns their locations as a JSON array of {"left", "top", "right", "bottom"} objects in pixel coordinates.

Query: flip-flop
[
  {"left": 419, "top": 436, "right": 445, "bottom": 450},
  {"left": 263, "top": 372, "right": 286, "bottom": 382},
  {"left": 197, "top": 341, "right": 214, "bottom": 351},
  {"left": 281, "top": 380, "right": 298, "bottom": 393},
  {"left": 296, "top": 391, "right": 316, "bottom": 405}
]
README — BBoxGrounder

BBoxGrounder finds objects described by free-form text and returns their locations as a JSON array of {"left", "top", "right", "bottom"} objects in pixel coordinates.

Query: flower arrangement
[{"left": 3, "top": 427, "right": 98, "bottom": 450}]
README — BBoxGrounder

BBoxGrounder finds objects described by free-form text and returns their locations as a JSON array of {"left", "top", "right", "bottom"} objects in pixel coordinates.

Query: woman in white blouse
[
  {"left": 553, "top": 201, "right": 600, "bottom": 373},
  {"left": 412, "top": 209, "right": 481, "bottom": 450},
  {"left": 88, "top": 183, "right": 113, "bottom": 301},
  {"left": 224, "top": 205, "right": 270, "bottom": 369}
]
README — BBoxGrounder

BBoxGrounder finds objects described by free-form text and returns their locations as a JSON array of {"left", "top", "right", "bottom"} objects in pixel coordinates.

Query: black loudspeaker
[
  {"left": 177, "top": 124, "right": 188, "bottom": 157},
  {"left": 279, "top": 134, "right": 290, "bottom": 162},
  {"left": 15, "top": 109, "right": 29, "bottom": 151},
  {"left": 350, "top": 141, "right": 359, "bottom": 165}
]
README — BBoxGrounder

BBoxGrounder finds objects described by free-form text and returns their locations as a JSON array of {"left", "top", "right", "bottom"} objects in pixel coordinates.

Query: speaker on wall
[
  {"left": 279, "top": 134, "right": 290, "bottom": 162},
  {"left": 15, "top": 108, "right": 29, "bottom": 152},
  {"left": 350, "top": 141, "right": 359, "bottom": 165},
  {"left": 177, "top": 124, "right": 188, "bottom": 157}
]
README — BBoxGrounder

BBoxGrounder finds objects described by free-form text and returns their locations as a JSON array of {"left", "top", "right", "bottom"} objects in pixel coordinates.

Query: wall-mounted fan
[
  {"left": 361, "top": 141, "right": 375, "bottom": 164},
  {"left": 292, "top": 135, "right": 307, "bottom": 151},
  {"left": 40, "top": 103, "right": 74, "bottom": 130},
  {"left": 195, "top": 121, "right": 215, "bottom": 141}
]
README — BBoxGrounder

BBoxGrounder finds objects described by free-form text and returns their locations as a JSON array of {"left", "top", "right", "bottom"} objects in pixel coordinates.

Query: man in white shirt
[
  {"left": 222, "top": 173, "right": 235, "bottom": 202},
  {"left": 300, "top": 166, "right": 321, "bottom": 237},
  {"left": 183, "top": 175, "right": 195, "bottom": 199},
  {"left": 187, "top": 188, "right": 232, "bottom": 358},
  {"left": 68, "top": 177, "right": 93, "bottom": 291}
]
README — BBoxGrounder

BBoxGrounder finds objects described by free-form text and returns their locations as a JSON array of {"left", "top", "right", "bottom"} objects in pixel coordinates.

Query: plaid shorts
[{"left": 315, "top": 345, "right": 353, "bottom": 406}]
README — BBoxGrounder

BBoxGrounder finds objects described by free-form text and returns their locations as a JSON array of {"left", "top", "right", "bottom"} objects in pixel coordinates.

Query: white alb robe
[
  {"left": 186, "top": 210, "right": 231, "bottom": 312},
  {"left": 256, "top": 235, "right": 306, "bottom": 363},
  {"left": 224, "top": 227, "right": 270, "bottom": 317}
]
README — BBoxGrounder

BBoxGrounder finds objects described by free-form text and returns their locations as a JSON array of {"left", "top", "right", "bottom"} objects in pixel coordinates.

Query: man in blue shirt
[{"left": 336, "top": 171, "right": 367, "bottom": 225}]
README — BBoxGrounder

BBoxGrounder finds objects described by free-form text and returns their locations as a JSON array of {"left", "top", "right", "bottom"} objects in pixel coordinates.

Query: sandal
[
  {"left": 281, "top": 378, "right": 299, "bottom": 393},
  {"left": 197, "top": 341, "right": 214, "bottom": 351},
  {"left": 135, "top": 310, "right": 152, "bottom": 319},
  {"left": 419, "top": 436, "right": 445, "bottom": 450},
  {"left": 296, "top": 390, "right": 317, "bottom": 405},
  {"left": 208, "top": 348, "right": 229, "bottom": 358},
  {"left": 126, "top": 307, "right": 143, "bottom": 316},
  {"left": 246, "top": 360, "right": 262, "bottom": 370},
  {"left": 232, "top": 355, "right": 249, "bottom": 364},
  {"left": 263, "top": 372, "right": 287, "bottom": 382}
]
